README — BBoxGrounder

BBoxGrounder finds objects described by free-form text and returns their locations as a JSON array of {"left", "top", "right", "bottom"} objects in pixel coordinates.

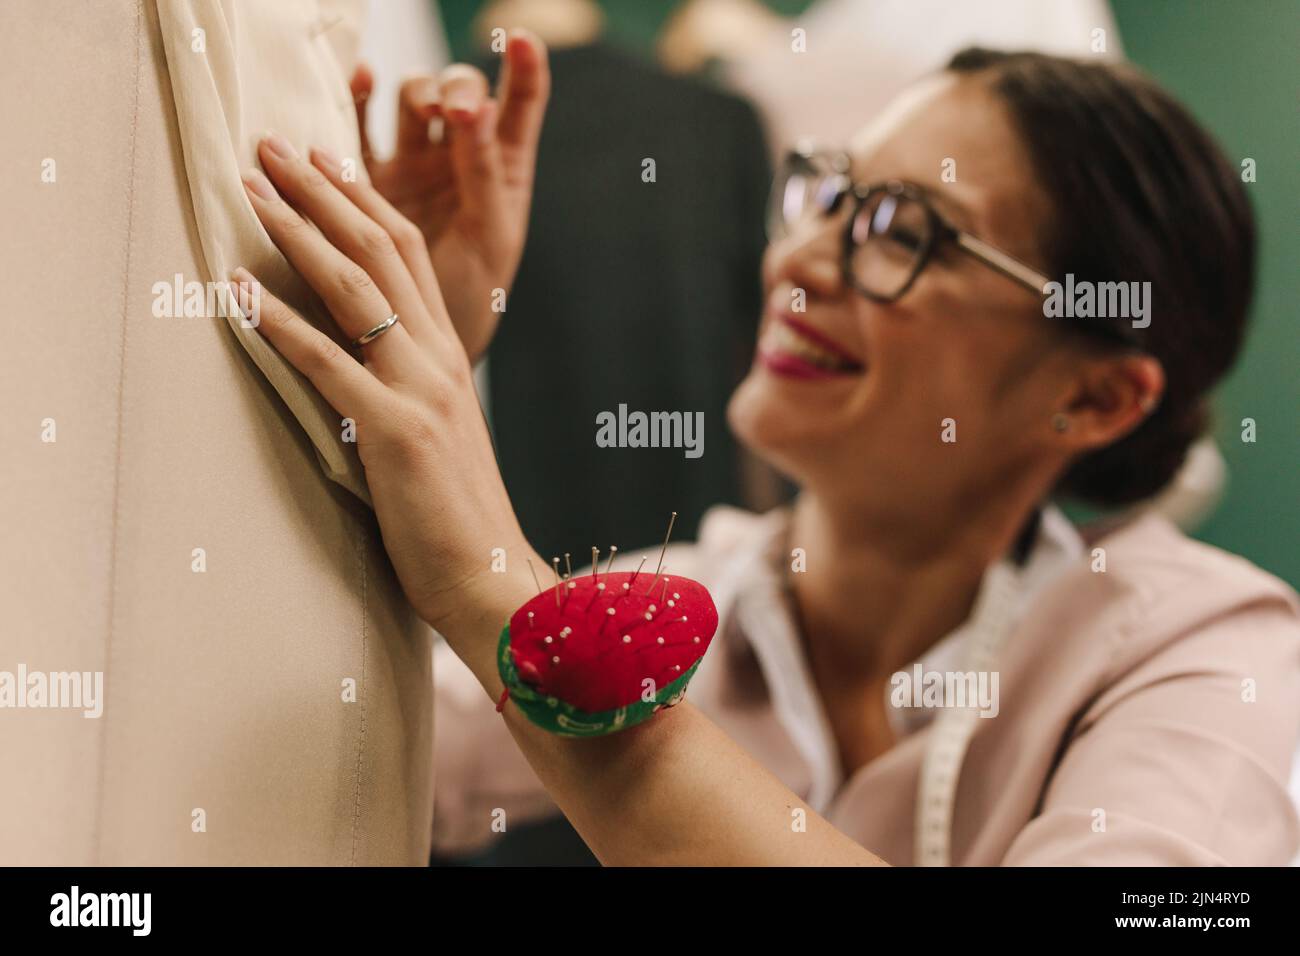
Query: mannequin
[{"left": 0, "top": 0, "right": 432, "bottom": 865}]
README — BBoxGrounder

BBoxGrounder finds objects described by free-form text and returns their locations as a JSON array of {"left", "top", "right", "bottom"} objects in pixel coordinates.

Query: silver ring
[{"left": 352, "top": 312, "right": 399, "bottom": 347}]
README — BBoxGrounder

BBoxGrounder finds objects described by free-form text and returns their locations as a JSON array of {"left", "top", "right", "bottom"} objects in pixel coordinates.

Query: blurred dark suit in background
[{"left": 483, "top": 42, "right": 771, "bottom": 563}]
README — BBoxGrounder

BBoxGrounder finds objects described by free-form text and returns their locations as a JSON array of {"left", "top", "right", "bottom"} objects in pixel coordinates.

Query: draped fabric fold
[{"left": 154, "top": 0, "right": 372, "bottom": 505}]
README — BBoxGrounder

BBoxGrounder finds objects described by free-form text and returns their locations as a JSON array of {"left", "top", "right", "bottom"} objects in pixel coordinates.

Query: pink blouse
[{"left": 431, "top": 506, "right": 1300, "bottom": 865}]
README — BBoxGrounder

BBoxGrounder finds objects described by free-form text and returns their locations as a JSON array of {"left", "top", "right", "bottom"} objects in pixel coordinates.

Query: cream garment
[
  {"left": 0, "top": 0, "right": 433, "bottom": 864},
  {"left": 432, "top": 506, "right": 1300, "bottom": 864},
  {"left": 157, "top": 0, "right": 371, "bottom": 502}
]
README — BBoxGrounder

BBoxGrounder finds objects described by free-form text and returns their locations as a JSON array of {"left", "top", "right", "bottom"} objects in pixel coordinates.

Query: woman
[{"left": 231, "top": 47, "right": 1299, "bottom": 865}]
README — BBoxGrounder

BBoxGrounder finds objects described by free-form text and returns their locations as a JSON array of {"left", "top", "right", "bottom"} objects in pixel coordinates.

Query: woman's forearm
[
  {"left": 439, "top": 558, "right": 883, "bottom": 865},
  {"left": 501, "top": 699, "right": 884, "bottom": 866}
]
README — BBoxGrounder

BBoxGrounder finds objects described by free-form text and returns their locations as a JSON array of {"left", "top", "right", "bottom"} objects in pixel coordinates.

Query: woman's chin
[{"left": 727, "top": 378, "right": 816, "bottom": 473}]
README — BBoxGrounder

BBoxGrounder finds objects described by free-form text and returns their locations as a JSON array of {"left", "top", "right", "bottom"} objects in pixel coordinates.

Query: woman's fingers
[
  {"left": 496, "top": 30, "right": 550, "bottom": 163},
  {"left": 396, "top": 74, "right": 442, "bottom": 152},
  {"left": 350, "top": 63, "right": 375, "bottom": 162},
  {"left": 436, "top": 66, "right": 507, "bottom": 226},
  {"left": 241, "top": 165, "right": 417, "bottom": 379},
  {"left": 254, "top": 135, "right": 439, "bottom": 349},
  {"left": 448, "top": 97, "right": 505, "bottom": 227},
  {"left": 231, "top": 267, "right": 387, "bottom": 419},
  {"left": 306, "top": 146, "right": 455, "bottom": 342},
  {"left": 438, "top": 63, "right": 489, "bottom": 119}
]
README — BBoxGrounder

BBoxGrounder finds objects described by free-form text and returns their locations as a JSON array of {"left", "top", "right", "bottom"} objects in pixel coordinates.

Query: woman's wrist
[{"left": 422, "top": 543, "right": 543, "bottom": 700}]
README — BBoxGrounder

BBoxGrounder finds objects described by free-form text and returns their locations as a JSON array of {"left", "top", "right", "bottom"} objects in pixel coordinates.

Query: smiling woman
[{"left": 233, "top": 43, "right": 1297, "bottom": 867}]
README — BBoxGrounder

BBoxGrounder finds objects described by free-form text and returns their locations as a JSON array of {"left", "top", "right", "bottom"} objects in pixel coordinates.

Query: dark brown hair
[{"left": 946, "top": 48, "right": 1256, "bottom": 508}]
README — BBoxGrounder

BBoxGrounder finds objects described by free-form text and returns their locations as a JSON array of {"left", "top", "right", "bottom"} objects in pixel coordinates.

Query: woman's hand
[
  {"left": 234, "top": 135, "right": 541, "bottom": 687},
  {"left": 231, "top": 139, "right": 885, "bottom": 869},
  {"left": 350, "top": 31, "right": 549, "bottom": 364}
]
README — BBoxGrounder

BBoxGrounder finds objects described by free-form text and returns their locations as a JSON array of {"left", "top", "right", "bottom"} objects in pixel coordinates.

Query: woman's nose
[{"left": 764, "top": 213, "right": 845, "bottom": 299}]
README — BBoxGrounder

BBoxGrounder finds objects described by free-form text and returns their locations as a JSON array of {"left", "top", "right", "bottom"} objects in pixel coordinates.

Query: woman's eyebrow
[
  {"left": 912, "top": 182, "right": 976, "bottom": 231},
  {"left": 846, "top": 155, "right": 978, "bottom": 231},
  {"left": 843, "top": 147, "right": 981, "bottom": 230}
]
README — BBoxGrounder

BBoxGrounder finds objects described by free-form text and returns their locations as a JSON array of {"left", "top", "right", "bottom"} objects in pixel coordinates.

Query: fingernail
[
  {"left": 445, "top": 93, "right": 473, "bottom": 116},
  {"left": 229, "top": 267, "right": 261, "bottom": 329},
  {"left": 412, "top": 88, "right": 438, "bottom": 112},
  {"left": 242, "top": 167, "right": 277, "bottom": 201},
  {"left": 230, "top": 267, "right": 251, "bottom": 303},
  {"left": 509, "top": 28, "right": 540, "bottom": 57},
  {"left": 312, "top": 146, "right": 341, "bottom": 171},
  {"left": 263, "top": 130, "right": 299, "bottom": 159}
]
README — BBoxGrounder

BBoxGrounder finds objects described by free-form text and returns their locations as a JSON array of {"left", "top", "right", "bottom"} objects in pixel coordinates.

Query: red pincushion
[{"left": 507, "top": 570, "right": 718, "bottom": 714}]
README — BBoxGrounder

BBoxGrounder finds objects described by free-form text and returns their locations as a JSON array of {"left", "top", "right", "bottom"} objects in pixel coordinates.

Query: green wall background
[
  {"left": 1109, "top": 0, "right": 1298, "bottom": 586},
  {"left": 440, "top": 0, "right": 1297, "bottom": 586}
]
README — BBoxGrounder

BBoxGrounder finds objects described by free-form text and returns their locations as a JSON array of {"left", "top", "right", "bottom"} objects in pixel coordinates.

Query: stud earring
[{"left": 1051, "top": 412, "right": 1071, "bottom": 433}]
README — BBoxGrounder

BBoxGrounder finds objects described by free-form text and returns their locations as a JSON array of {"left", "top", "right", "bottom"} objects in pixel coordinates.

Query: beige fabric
[
  {"left": 0, "top": 0, "right": 433, "bottom": 864},
  {"left": 156, "top": 0, "right": 370, "bottom": 502},
  {"left": 433, "top": 507, "right": 1300, "bottom": 865}
]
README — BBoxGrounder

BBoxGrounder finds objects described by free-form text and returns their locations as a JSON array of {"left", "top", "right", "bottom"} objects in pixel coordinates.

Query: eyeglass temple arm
[{"left": 953, "top": 232, "right": 1051, "bottom": 295}]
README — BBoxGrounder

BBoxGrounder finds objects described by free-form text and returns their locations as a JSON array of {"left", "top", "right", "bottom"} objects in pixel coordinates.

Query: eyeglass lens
[{"left": 771, "top": 159, "right": 933, "bottom": 300}]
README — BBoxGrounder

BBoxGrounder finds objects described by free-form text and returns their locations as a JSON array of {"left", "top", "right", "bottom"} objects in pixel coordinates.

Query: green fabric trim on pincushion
[{"left": 496, "top": 625, "right": 702, "bottom": 737}]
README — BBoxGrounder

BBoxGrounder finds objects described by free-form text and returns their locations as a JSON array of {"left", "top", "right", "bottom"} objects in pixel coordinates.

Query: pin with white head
[
  {"left": 600, "top": 545, "right": 618, "bottom": 590},
  {"left": 627, "top": 556, "right": 646, "bottom": 590}
]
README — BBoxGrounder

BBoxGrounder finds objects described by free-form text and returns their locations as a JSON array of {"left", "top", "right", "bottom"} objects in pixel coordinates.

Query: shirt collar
[{"left": 700, "top": 503, "right": 1085, "bottom": 808}]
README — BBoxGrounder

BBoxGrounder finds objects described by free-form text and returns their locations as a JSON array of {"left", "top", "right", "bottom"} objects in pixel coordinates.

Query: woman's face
[{"left": 729, "top": 74, "right": 1084, "bottom": 506}]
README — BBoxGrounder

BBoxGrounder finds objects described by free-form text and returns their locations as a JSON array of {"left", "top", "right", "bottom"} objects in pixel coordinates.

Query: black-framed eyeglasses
[{"left": 768, "top": 146, "right": 1053, "bottom": 304}]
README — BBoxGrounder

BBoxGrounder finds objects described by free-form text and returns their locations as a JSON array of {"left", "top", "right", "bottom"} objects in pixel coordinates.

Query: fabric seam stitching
[{"left": 92, "top": 0, "right": 144, "bottom": 866}]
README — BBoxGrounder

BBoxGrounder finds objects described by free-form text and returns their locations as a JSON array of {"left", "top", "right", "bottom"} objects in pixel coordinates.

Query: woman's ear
[{"left": 1055, "top": 352, "right": 1164, "bottom": 452}]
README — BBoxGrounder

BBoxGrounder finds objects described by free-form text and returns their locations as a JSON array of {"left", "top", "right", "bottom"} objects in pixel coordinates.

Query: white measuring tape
[{"left": 914, "top": 561, "right": 1022, "bottom": 866}]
